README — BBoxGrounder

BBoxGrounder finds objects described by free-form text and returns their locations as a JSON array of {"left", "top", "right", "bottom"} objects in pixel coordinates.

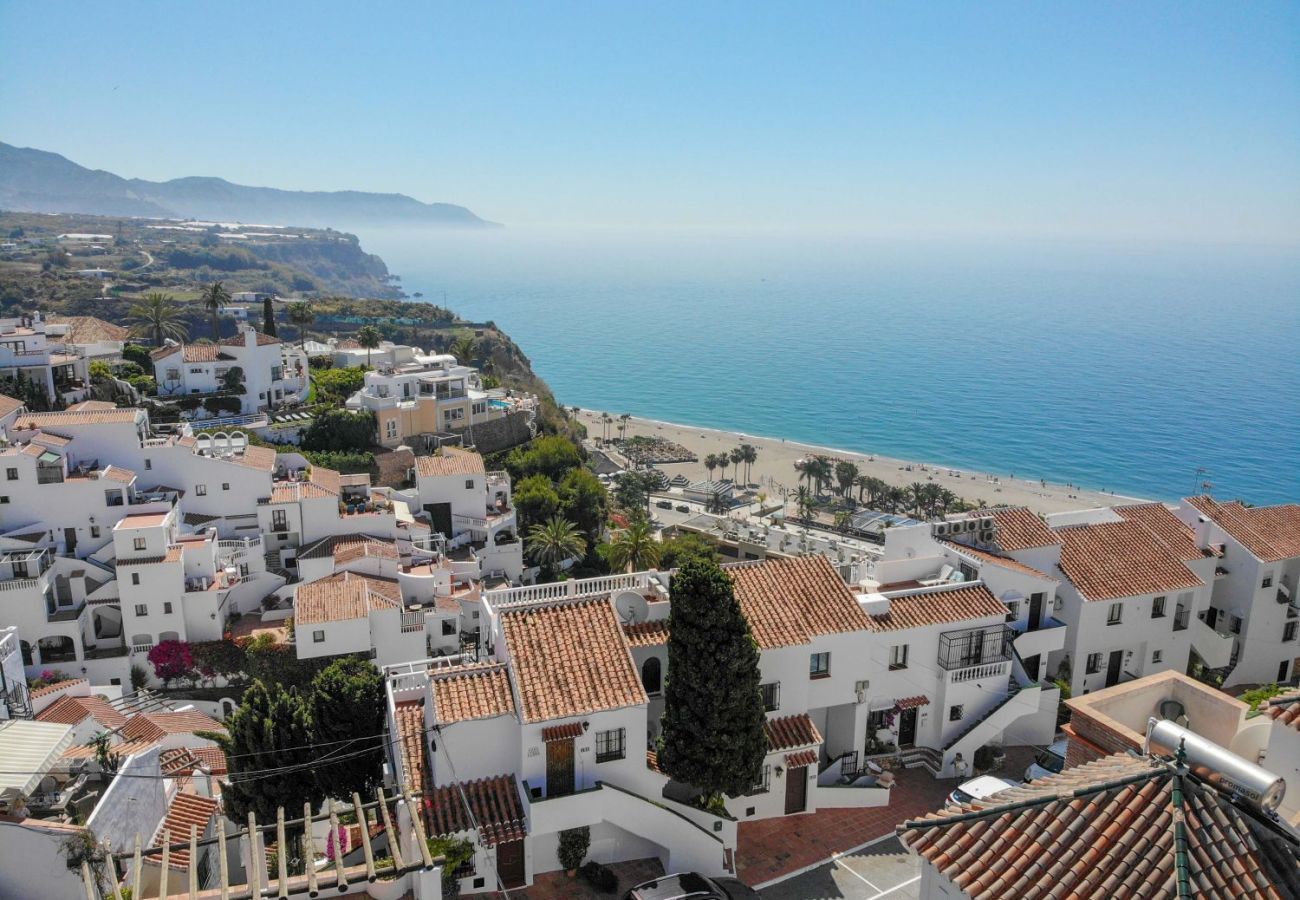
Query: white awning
[{"left": 0, "top": 720, "right": 75, "bottom": 798}]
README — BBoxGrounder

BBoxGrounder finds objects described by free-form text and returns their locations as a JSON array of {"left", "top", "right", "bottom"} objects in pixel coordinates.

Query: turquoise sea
[{"left": 357, "top": 228, "right": 1300, "bottom": 505}]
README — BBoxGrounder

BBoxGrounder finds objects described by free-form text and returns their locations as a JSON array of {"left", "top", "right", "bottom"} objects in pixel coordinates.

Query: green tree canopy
[
  {"left": 312, "top": 366, "right": 368, "bottom": 404},
  {"left": 309, "top": 657, "right": 386, "bottom": 799},
  {"left": 301, "top": 409, "right": 376, "bottom": 452},
  {"left": 262, "top": 297, "right": 278, "bottom": 337},
  {"left": 656, "top": 533, "right": 720, "bottom": 570},
  {"left": 602, "top": 519, "right": 661, "bottom": 572},
  {"left": 506, "top": 435, "right": 583, "bottom": 483},
  {"left": 513, "top": 473, "right": 562, "bottom": 532},
  {"left": 526, "top": 514, "right": 587, "bottom": 574},
  {"left": 658, "top": 559, "right": 766, "bottom": 801},
  {"left": 558, "top": 467, "right": 608, "bottom": 540}
]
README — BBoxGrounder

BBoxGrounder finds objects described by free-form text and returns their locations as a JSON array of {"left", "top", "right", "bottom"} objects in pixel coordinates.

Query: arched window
[{"left": 641, "top": 656, "right": 662, "bottom": 695}]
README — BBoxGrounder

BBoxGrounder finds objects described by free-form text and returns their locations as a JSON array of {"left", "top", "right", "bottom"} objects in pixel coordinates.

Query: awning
[
  {"left": 541, "top": 722, "right": 583, "bottom": 742},
  {"left": 0, "top": 720, "right": 75, "bottom": 798},
  {"left": 784, "top": 750, "right": 818, "bottom": 768},
  {"left": 895, "top": 695, "right": 931, "bottom": 710}
]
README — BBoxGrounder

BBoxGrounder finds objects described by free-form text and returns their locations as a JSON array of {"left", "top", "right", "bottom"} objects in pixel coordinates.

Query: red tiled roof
[
  {"left": 501, "top": 599, "right": 647, "bottom": 723},
  {"left": 785, "top": 750, "right": 818, "bottom": 768},
  {"left": 47, "top": 315, "right": 130, "bottom": 344},
  {"left": 541, "top": 722, "right": 584, "bottom": 742},
  {"left": 30, "top": 678, "right": 86, "bottom": 699},
  {"left": 298, "top": 533, "right": 398, "bottom": 562},
  {"left": 153, "top": 793, "right": 220, "bottom": 869},
  {"left": 426, "top": 774, "right": 527, "bottom": 847},
  {"left": 14, "top": 409, "right": 142, "bottom": 428},
  {"left": 415, "top": 447, "right": 486, "bottom": 478},
  {"left": 120, "top": 711, "right": 224, "bottom": 744},
  {"left": 1267, "top": 691, "right": 1300, "bottom": 731},
  {"left": 394, "top": 700, "right": 427, "bottom": 796},
  {"left": 727, "top": 556, "right": 873, "bottom": 649},
  {"left": 868, "top": 584, "right": 1008, "bottom": 631},
  {"left": 1114, "top": 502, "right": 1206, "bottom": 562},
  {"left": 35, "top": 694, "right": 127, "bottom": 730},
  {"left": 295, "top": 572, "right": 400, "bottom": 625},
  {"left": 622, "top": 620, "right": 670, "bottom": 647},
  {"left": 764, "top": 714, "right": 822, "bottom": 752},
  {"left": 1188, "top": 496, "right": 1300, "bottom": 563},
  {"left": 159, "top": 746, "right": 228, "bottom": 776},
  {"left": 963, "top": 507, "right": 1060, "bottom": 552},
  {"left": 1056, "top": 520, "right": 1203, "bottom": 601},
  {"left": 895, "top": 695, "right": 930, "bottom": 710},
  {"left": 899, "top": 753, "right": 1300, "bottom": 899},
  {"left": 0, "top": 394, "right": 24, "bottom": 418},
  {"left": 220, "top": 329, "right": 281, "bottom": 347},
  {"left": 431, "top": 663, "right": 516, "bottom": 725},
  {"left": 939, "top": 540, "right": 1057, "bottom": 581}
]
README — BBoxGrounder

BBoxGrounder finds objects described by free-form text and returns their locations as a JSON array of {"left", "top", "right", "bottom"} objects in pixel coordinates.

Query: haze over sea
[{"left": 359, "top": 228, "right": 1300, "bottom": 506}]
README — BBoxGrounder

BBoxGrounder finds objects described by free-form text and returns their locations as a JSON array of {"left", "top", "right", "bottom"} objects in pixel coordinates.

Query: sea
[{"left": 355, "top": 227, "right": 1300, "bottom": 506}]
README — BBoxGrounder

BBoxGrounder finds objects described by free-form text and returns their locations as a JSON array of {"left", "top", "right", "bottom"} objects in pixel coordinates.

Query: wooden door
[
  {"left": 784, "top": 765, "right": 808, "bottom": 815},
  {"left": 898, "top": 707, "right": 917, "bottom": 746},
  {"left": 1105, "top": 650, "right": 1123, "bottom": 687},
  {"left": 1029, "top": 592, "right": 1044, "bottom": 629},
  {"left": 545, "top": 739, "right": 574, "bottom": 797},
  {"left": 496, "top": 839, "right": 525, "bottom": 889}
]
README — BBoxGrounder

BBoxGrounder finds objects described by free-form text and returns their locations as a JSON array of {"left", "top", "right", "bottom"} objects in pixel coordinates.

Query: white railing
[
  {"left": 400, "top": 612, "right": 425, "bottom": 633},
  {"left": 487, "top": 572, "right": 660, "bottom": 608},
  {"left": 131, "top": 642, "right": 155, "bottom": 655},
  {"left": 948, "top": 661, "right": 1009, "bottom": 683}
]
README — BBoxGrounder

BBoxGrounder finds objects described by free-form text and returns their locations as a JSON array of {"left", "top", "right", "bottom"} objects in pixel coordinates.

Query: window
[
  {"left": 385, "top": 420, "right": 398, "bottom": 439},
  {"left": 1086, "top": 652, "right": 1104, "bottom": 674},
  {"left": 1230, "top": 615, "right": 1243, "bottom": 635},
  {"left": 809, "top": 652, "right": 830, "bottom": 679},
  {"left": 759, "top": 682, "right": 781, "bottom": 711},
  {"left": 222, "top": 483, "right": 230, "bottom": 491},
  {"left": 1005, "top": 600, "right": 1019, "bottom": 623},
  {"left": 90, "top": 526, "right": 100, "bottom": 539},
  {"left": 133, "top": 537, "right": 147, "bottom": 552},
  {"left": 1107, "top": 603, "right": 1123, "bottom": 625},
  {"left": 135, "top": 604, "right": 148, "bottom": 616},
  {"left": 272, "top": 510, "right": 288, "bottom": 531},
  {"left": 1152, "top": 650, "right": 1163, "bottom": 664},
  {"left": 888, "top": 644, "right": 909, "bottom": 671},
  {"left": 1286, "top": 622, "right": 1298, "bottom": 643},
  {"left": 747, "top": 765, "right": 771, "bottom": 795},
  {"left": 195, "top": 484, "right": 207, "bottom": 496},
  {"left": 163, "top": 602, "right": 173, "bottom": 614},
  {"left": 144, "top": 459, "right": 152, "bottom": 470},
  {"left": 1152, "top": 596, "right": 1166, "bottom": 618},
  {"left": 442, "top": 619, "right": 456, "bottom": 636},
  {"left": 312, "top": 630, "right": 325, "bottom": 643},
  {"left": 465, "top": 479, "right": 476, "bottom": 490},
  {"left": 4, "top": 468, "right": 16, "bottom": 481},
  {"left": 595, "top": 727, "right": 626, "bottom": 763},
  {"left": 1263, "top": 574, "right": 1275, "bottom": 589},
  {"left": 166, "top": 368, "right": 180, "bottom": 381},
  {"left": 131, "top": 573, "right": 140, "bottom": 586},
  {"left": 949, "top": 704, "right": 965, "bottom": 722},
  {"left": 0, "top": 496, "right": 8, "bottom": 504}
]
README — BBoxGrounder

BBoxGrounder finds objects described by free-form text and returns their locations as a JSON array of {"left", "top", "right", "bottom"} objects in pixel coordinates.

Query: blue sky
[{"left": 2, "top": 1, "right": 1298, "bottom": 241}]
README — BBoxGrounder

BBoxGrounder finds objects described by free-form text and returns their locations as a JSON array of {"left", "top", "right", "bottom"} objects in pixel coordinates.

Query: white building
[
  {"left": 412, "top": 447, "right": 522, "bottom": 584},
  {"left": 151, "top": 325, "right": 308, "bottom": 415}
]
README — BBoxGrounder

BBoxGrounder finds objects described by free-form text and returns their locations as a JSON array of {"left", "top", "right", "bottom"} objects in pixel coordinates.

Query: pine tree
[
  {"left": 658, "top": 559, "right": 767, "bottom": 802},
  {"left": 309, "top": 657, "right": 385, "bottom": 799},
  {"left": 217, "top": 680, "right": 323, "bottom": 825}
]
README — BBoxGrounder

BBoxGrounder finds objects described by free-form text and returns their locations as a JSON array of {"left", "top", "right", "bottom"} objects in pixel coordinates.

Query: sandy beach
[{"left": 576, "top": 410, "right": 1145, "bottom": 517}]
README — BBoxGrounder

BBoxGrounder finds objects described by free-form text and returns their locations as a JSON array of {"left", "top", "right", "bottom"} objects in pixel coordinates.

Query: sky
[{"left": 1, "top": 1, "right": 1298, "bottom": 242}]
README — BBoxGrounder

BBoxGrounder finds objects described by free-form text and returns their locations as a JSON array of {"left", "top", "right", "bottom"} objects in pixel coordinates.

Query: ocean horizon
[{"left": 357, "top": 227, "right": 1300, "bottom": 506}]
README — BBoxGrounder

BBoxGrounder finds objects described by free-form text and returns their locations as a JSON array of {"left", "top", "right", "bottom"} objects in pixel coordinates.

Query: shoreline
[{"left": 575, "top": 409, "right": 1148, "bottom": 517}]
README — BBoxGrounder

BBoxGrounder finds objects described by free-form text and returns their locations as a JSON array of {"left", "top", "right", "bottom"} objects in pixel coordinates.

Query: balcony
[
  {"left": 1008, "top": 616, "right": 1067, "bottom": 660},
  {"left": 937, "top": 624, "right": 1012, "bottom": 671},
  {"left": 1191, "top": 614, "right": 1234, "bottom": 669},
  {"left": 47, "top": 602, "right": 87, "bottom": 624}
]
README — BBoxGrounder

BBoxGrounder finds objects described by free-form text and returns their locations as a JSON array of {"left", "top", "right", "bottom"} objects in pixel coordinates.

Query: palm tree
[
  {"left": 356, "top": 325, "right": 382, "bottom": 368},
  {"left": 740, "top": 443, "right": 758, "bottom": 484},
  {"left": 287, "top": 301, "right": 316, "bottom": 350},
  {"left": 526, "top": 515, "right": 587, "bottom": 574},
  {"left": 854, "top": 474, "right": 870, "bottom": 503},
  {"left": 704, "top": 453, "right": 722, "bottom": 482},
  {"left": 908, "top": 482, "right": 928, "bottom": 517},
  {"left": 807, "top": 458, "right": 833, "bottom": 495},
  {"left": 201, "top": 281, "right": 231, "bottom": 340},
  {"left": 127, "top": 292, "right": 188, "bottom": 347},
  {"left": 620, "top": 413, "right": 632, "bottom": 438},
  {"left": 600, "top": 412, "right": 612, "bottom": 442},
  {"left": 605, "top": 520, "right": 661, "bottom": 572},
  {"left": 729, "top": 448, "right": 745, "bottom": 483},
  {"left": 450, "top": 334, "right": 476, "bottom": 363},
  {"left": 795, "top": 486, "right": 814, "bottom": 528},
  {"left": 835, "top": 461, "right": 860, "bottom": 498}
]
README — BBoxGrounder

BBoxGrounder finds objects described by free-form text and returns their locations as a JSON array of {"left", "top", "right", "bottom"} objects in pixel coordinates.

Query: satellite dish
[{"left": 613, "top": 590, "right": 649, "bottom": 625}]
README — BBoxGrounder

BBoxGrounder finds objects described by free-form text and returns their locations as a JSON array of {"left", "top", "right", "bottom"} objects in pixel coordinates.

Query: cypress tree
[
  {"left": 309, "top": 657, "right": 386, "bottom": 799},
  {"left": 658, "top": 559, "right": 767, "bottom": 802},
  {"left": 262, "top": 297, "right": 278, "bottom": 337},
  {"left": 217, "top": 680, "right": 323, "bottom": 825}
]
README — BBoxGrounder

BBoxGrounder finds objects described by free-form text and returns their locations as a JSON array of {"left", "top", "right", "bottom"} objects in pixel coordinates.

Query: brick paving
[
  {"left": 736, "top": 745, "right": 1039, "bottom": 886},
  {"left": 478, "top": 857, "right": 664, "bottom": 899}
]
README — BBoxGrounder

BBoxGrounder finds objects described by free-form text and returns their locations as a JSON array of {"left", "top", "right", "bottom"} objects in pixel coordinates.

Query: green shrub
[
  {"left": 1242, "top": 683, "right": 1285, "bottom": 712},
  {"left": 580, "top": 861, "right": 618, "bottom": 893},
  {"left": 557, "top": 826, "right": 589, "bottom": 872}
]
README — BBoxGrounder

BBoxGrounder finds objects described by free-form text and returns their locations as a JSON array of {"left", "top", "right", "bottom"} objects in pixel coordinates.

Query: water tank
[{"left": 1147, "top": 718, "right": 1285, "bottom": 811}]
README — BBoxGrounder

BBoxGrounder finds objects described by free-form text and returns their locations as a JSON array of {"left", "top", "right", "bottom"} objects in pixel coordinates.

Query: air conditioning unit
[
  {"left": 980, "top": 516, "right": 996, "bottom": 531},
  {"left": 932, "top": 522, "right": 951, "bottom": 538},
  {"left": 978, "top": 528, "right": 995, "bottom": 544},
  {"left": 961, "top": 519, "right": 978, "bottom": 533}
]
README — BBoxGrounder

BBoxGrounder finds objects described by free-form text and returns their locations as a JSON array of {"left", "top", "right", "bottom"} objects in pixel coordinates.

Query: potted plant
[{"left": 558, "top": 826, "right": 589, "bottom": 877}]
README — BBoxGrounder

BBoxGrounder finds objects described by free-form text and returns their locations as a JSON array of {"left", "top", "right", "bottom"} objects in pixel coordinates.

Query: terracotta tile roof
[
  {"left": 178, "top": 344, "right": 233, "bottom": 363},
  {"left": 62, "top": 739, "right": 156, "bottom": 761},
  {"left": 895, "top": 695, "right": 931, "bottom": 710},
  {"left": 30, "top": 678, "right": 86, "bottom": 699},
  {"left": 785, "top": 749, "right": 818, "bottom": 768},
  {"left": 0, "top": 394, "right": 23, "bottom": 418},
  {"left": 541, "top": 722, "right": 584, "bottom": 742},
  {"left": 269, "top": 482, "right": 333, "bottom": 503},
  {"left": 309, "top": 465, "right": 342, "bottom": 495},
  {"left": 47, "top": 316, "right": 130, "bottom": 344},
  {"left": 120, "top": 711, "right": 224, "bottom": 744},
  {"left": 431, "top": 663, "right": 516, "bottom": 725},
  {"left": 182, "top": 512, "right": 221, "bottom": 526},
  {"left": 963, "top": 507, "right": 1060, "bottom": 552},
  {"left": 426, "top": 774, "right": 527, "bottom": 847},
  {"left": 30, "top": 430, "right": 72, "bottom": 447},
  {"left": 35, "top": 695, "right": 128, "bottom": 730},
  {"left": 939, "top": 540, "right": 1057, "bottom": 581},
  {"left": 1115, "top": 503, "right": 1207, "bottom": 561},
  {"left": 225, "top": 444, "right": 276, "bottom": 472},
  {"left": 159, "top": 746, "right": 228, "bottom": 776},
  {"left": 899, "top": 753, "right": 1300, "bottom": 899},
  {"left": 298, "top": 533, "right": 398, "bottom": 561},
  {"left": 501, "top": 599, "right": 647, "bottom": 723},
  {"left": 764, "top": 714, "right": 822, "bottom": 752},
  {"left": 394, "top": 700, "right": 427, "bottom": 796},
  {"left": 14, "top": 409, "right": 142, "bottom": 428},
  {"left": 66, "top": 401, "right": 117, "bottom": 412},
  {"left": 219, "top": 329, "right": 280, "bottom": 347},
  {"left": 415, "top": 447, "right": 486, "bottom": 478},
  {"left": 622, "top": 620, "right": 671, "bottom": 647},
  {"left": 153, "top": 793, "right": 220, "bottom": 869},
  {"left": 726, "top": 556, "right": 873, "bottom": 649},
  {"left": 101, "top": 465, "right": 136, "bottom": 483},
  {"left": 1056, "top": 520, "right": 1203, "bottom": 602},
  {"left": 1188, "top": 496, "right": 1300, "bottom": 563},
  {"left": 868, "top": 584, "right": 1008, "bottom": 631},
  {"left": 1266, "top": 691, "right": 1300, "bottom": 731},
  {"left": 296, "top": 572, "right": 400, "bottom": 625}
]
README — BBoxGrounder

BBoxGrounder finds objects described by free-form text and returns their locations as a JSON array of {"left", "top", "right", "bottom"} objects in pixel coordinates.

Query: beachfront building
[
  {"left": 344, "top": 349, "right": 536, "bottom": 450},
  {"left": 150, "top": 325, "right": 308, "bottom": 416},
  {"left": 1175, "top": 496, "right": 1300, "bottom": 687}
]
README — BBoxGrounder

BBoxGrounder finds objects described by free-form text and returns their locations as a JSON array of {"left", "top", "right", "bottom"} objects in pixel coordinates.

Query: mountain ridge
[{"left": 0, "top": 142, "right": 497, "bottom": 229}]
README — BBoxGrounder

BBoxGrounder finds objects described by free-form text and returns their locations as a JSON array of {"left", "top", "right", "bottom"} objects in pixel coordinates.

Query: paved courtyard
[{"left": 759, "top": 836, "right": 920, "bottom": 900}]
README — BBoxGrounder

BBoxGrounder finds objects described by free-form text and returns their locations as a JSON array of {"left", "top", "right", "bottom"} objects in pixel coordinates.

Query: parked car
[
  {"left": 675, "top": 504, "right": 691, "bottom": 513},
  {"left": 625, "top": 872, "right": 759, "bottom": 900},
  {"left": 656, "top": 499, "right": 674, "bottom": 509},
  {"left": 946, "top": 775, "right": 1019, "bottom": 807},
  {"left": 1025, "top": 737, "right": 1068, "bottom": 782}
]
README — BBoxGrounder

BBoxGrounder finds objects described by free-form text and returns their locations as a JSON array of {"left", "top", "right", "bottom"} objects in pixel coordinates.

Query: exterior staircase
[
  {"left": 898, "top": 746, "right": 942, "bottom": 775},
  {"left": 263, "top": 550, "right": 292, "bottom": 581}
]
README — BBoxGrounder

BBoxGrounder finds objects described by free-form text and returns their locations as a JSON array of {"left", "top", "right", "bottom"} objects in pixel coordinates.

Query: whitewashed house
[{"left": 151, "top": 325, "right": 308, "bottom": 415}]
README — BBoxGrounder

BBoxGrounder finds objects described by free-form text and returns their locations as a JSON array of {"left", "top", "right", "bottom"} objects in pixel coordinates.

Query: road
[{"left": 758, "top": 836, "right": 920, "bottom": 900}]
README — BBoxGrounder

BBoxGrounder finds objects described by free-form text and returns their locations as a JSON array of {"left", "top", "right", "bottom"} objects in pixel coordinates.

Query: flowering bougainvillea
[{"left": 147, "top": 640, "right": 195, "bottom": 684}]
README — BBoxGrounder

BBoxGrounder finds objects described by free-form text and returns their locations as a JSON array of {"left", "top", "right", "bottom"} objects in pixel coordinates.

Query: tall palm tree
[
  {"left": 605, "top": 520, "right": 661, "bottom": 572},
  {"left": 740, "top": 443, "right": 758, "bottom": 484},
  {"left": 526, "top": 515, "right": 587, "bottom": 573},
  {"left": 854, "top": 474, "right": 870, "bottom": 503},
  {"left": 704, "top": 453, "right": 721, "bottom": 482},
  {"left": 620, "top": 413, "right": 632, "bottom": 439},
  {"left": 835, "top": 461, "right": 860, "bottom": 498},
  {"left": 201, "top": 281, "right": 231, "bottom": 340},
  {"left": 909, "top": 482, "right": 928, "bottom": 517},
  {"left": 795, "top": 486, "right": 814, "bottom": 528},
  {"left": 808, "top": 458, "right": 833, "bottom": 495},
  {"left": 287, "top": 301, "right": 316, "bottom": 350},
  {"left": 600, "top": 412, "right": 612, "bottom": 442},
  {"left": 127, "top": 292, "right": 188, "bottom": 347},
  {"left": 450, "top": 334, "right": 476, "bottom": 363},
  {"left": 356, "top": 325, "right": 382, "bottom": 368},
  {"left": 729, "top": 447, "right": 745, "bottom": 483}
]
